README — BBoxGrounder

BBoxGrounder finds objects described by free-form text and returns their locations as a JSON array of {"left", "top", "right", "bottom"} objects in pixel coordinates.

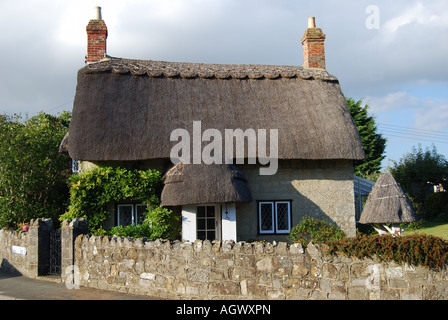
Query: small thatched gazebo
[{"left": 359, "top": 173, "right": 419, "bottom": 235}]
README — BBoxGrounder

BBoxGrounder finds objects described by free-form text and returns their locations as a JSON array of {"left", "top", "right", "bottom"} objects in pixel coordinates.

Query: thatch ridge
[
  {"left": 359, "top": 173, "right": 419, "bottom": 224},
  {"left": 161, "top": 163, "right": 252, "bottom": 206},
  {"left": 82, "top": 58, "right": 339, "bottom": 81}
]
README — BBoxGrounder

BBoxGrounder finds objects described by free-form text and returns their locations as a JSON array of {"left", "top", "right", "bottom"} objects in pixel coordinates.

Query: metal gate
[{"left": 48, "top": 230, "right": 61, "bottom": 275}]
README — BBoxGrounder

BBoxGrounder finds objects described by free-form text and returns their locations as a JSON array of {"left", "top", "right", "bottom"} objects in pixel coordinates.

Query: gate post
[
  {"left": 61, "top": 218, "right": 89, "bottom": 284},
  {"left": 28, "top": 218, "right": 54, "bottom": 277}
]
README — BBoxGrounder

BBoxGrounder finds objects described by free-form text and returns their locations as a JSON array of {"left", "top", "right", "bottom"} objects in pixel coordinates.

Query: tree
[
  {"left": 347, "top": 98, "right": 387, "bottom": 178},
  {"left": 389, "top": 144, "right": 448, "bottom": 205},
  {"left": 0, "top": 112, "right": 71, "bottom": 229}
]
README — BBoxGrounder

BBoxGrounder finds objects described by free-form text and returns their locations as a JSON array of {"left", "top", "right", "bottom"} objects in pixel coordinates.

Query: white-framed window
[
  {"left": 72, "top": 159, "right": 80, "bottom": 173},
  {"left": 117, "top": 204, "right": 148, "bottom": 226},
  {"left": 258, "top": 200, "right": 292, "bottom": 234}
]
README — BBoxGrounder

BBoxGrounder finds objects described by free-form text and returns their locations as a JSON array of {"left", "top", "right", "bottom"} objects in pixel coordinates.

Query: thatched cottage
[{"left": 62, "top": 9, "right": 365, "bottom": 242}]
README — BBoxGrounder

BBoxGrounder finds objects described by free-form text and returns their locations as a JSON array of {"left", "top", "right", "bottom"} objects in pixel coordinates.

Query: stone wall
[
  {"left": 0, "top": 219, "right": 54, "bottom": 278},
  {"left": 74, "top": 235, "right": 448, "bottom": 300}
]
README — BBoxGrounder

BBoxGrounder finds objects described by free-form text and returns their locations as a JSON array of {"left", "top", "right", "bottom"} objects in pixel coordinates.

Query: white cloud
[
  {"left": 383, "top": 2, "right": 439, "bottom": 33},
  {"left": 414, "top": 99, "right": 448, "bottom": 132},
  {"left": 366, "top": 92, "right": 419, "bottom": 113}
]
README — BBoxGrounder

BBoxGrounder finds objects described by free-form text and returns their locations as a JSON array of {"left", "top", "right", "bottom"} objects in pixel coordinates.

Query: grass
[{"left": 403, "top": 221, "right": 448, "bottom": 240}]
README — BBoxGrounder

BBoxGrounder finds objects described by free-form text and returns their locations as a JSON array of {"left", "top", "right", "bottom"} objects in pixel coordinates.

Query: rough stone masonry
[{"left": 73, "top": 234, "right": 448, "bottom": 300}]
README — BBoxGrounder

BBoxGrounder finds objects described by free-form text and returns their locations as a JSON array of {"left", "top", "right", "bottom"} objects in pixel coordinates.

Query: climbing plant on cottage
[{"left": 61, "top": 166, "right": 165, "bottom": 235}]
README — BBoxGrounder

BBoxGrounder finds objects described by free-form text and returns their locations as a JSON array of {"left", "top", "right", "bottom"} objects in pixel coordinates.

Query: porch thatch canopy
[
  {"left": 161, "top": 162, "right": 252, "bottom": 206},
  {"left": 359, "top": 173, "right": 419, "bottom": 225},
  {"left": 64, "top": 58, "right": 365, "bottom": 162}
]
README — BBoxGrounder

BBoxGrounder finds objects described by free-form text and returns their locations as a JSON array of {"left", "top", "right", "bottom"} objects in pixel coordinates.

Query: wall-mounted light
[{"left": 224, "top": 203, "right": 230, "bottom": 220}]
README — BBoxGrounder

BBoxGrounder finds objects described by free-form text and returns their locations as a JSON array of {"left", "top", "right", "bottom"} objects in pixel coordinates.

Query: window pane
[
  {"left": 136, "top": 204, "right": 147, "bottom": 224},
  {"left": 118, "top": 205, "right": 133, "bottom": 226},
  {"left": 207, "top": 218, "right": 215, "bottom": 229},
  {"left": 276, "top": 202, "right": 290, "bottom": 232},
  {"left": 197, "top": 206, "right": 206, "bottom": 217},
  {"left": 260, "top": 203, "right": 274, "bottom": 232},
  {"left": 207, "top": 231, "right": 215, "bottom": 240},
  {"left": 197, "top": 218, "right": 206, "bottom": 230},
  {"left": 197, "top": 231, "right": 206, "bottom": 240},
  {"left": 206, "top": 206, "right": 215, "bottom": 217}
]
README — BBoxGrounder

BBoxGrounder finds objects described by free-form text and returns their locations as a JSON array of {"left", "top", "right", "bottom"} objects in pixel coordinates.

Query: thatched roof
[
  {"left": 59, "top": 131, "right": 70, "bottom": 154},
  {"left": 359, "top": 173, "right": 419, "bottom": 224},
  {"left": 65, "top": 58, "right": 365, "bottom": 162},
  {"left": 161, "top": 162, "right": 252, "bottom": 206}
]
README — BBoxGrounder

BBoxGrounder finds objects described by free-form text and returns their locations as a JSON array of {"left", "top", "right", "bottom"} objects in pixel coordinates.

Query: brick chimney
[
  {"left": 301, "top": 17, "right": 326, "bottom": 70},
  {"left": 86, "top": 7, "right": 108, "bottom": 63}
]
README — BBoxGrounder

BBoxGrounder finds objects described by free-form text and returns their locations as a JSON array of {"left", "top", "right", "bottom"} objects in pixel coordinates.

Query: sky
[{"left": 1, "top": 0, "right": 447, "bottom": 169}]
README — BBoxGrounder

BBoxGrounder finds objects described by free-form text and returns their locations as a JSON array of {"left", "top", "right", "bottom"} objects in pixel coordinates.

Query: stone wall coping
[{"left": 75, "top": 234, "right": 315, "bottom": 255}]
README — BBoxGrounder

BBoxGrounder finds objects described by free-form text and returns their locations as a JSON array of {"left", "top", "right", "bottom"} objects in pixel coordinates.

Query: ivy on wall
[{"left": 60, "top": 166, "right": 163, "bottom": 234}]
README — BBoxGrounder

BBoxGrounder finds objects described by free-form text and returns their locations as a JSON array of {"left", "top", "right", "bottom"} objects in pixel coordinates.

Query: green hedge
[
  {"left": 109, "top": 223, "right": 152, "bottom": 238},
  {"left": 327, "top": 234, "right": 448, "bottom": 269}
]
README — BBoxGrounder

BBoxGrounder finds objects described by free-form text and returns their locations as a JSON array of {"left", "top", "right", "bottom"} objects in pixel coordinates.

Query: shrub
[
  {"left": 106, "top": 206, "right": 179, "bottom": 239},
  {"left": 288, "top": 216, "right": 346, "bottom": 246},
  {"left": 327, "top": 234, "right": 448, "bottom": 269},
  {"left": 144, "top": 206, "right": 180, "bottom": 240},
  {"left": 405, "top": 220, "right": 424, "bottom": 231},
  {"left": 109, "top": 223, "right": 152, "bottom": 238}
]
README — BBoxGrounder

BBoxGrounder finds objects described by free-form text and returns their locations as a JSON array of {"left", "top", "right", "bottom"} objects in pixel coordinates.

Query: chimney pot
[
  {"left": 308, "top": 17, "right": 316, "bottom": 28},
  {"left": 95, "top": 6, "right": 102, "bottom": 20}
]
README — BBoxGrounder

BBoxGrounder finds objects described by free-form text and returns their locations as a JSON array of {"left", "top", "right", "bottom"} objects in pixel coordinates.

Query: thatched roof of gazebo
[
  {"left": 63, "top": 58, "right": 365, "bottom": 162},
  {"left": 359, "top": 173, "right": 419, "bottom": 224},
  {"left": 161, "top": 162, "right": 252, "bottom": 207}
]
